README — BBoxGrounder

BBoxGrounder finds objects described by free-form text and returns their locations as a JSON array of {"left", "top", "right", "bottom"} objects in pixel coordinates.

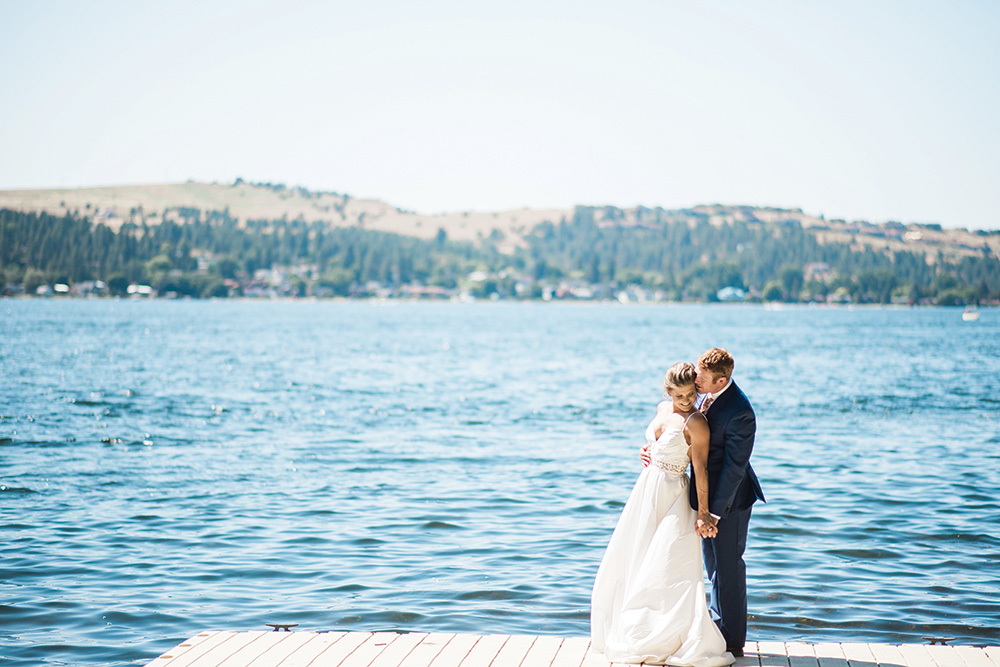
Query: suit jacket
[{"left": 689, "top": 380, "right": 765, "bottom": 518}]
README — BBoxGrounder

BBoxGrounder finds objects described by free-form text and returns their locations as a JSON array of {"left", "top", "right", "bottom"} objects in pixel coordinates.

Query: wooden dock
[{"left": 145, "top": 630, "right": 1000, "bottom": 667}]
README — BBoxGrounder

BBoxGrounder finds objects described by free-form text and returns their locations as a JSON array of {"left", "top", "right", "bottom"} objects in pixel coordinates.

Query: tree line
[
  {"left": 521, "top": 207, "right": 1000, "bottom": 304},
  {"left": 2, "top": 205, "right": 997, "bottom": 304}
]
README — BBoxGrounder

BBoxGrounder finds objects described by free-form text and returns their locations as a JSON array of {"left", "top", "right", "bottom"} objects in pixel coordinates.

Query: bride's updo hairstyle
[{"left": 663, "top": 361, "right": 697, "bottom": 393}]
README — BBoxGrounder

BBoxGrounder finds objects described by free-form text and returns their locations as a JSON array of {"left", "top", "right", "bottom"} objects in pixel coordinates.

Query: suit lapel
[{"left": 706, "top": 380, "right": 739, "bottom": 419}]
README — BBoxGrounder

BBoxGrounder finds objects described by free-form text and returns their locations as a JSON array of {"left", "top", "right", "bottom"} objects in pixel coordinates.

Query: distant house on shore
[{"left": 716, "top": 286, "right": 746, "bottom": 302}]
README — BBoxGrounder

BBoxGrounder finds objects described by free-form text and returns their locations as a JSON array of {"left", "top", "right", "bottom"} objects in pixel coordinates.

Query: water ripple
[{"left": 1, "top": 301, "right": 999, "bottom": 667}]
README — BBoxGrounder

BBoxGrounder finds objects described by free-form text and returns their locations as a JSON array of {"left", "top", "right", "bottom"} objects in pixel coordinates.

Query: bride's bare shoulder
[
  {"left": 686, "top": 409, "right": 707, "bottom": 423},
  {"left": 656, "top": 400, "right": 671, "bottom": 413}
]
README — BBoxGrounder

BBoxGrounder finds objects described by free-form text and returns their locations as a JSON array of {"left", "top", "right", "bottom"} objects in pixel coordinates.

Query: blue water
[{"left": 1, "top": 300, "right": 998, "bottom": 666}]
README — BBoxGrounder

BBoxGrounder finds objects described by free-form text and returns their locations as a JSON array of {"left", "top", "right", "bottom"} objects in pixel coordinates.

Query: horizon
[{"left": 2, "top": 1, "right": 999, "bottom": 229}]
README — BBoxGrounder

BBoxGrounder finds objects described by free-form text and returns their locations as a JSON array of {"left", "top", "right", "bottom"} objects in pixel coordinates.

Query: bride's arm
[{"left": 686, "top": 414, "right": 716, "bottom": 537}]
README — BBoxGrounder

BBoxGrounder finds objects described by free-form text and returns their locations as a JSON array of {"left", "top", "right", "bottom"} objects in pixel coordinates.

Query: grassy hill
[
  {"left": 1, "top": 179, "right": 997, "bottom": 264},
  {"left": 2, "top": 180, "right": 998, "bottom": 303},
  {"left": 0, "top": 180, "right": 565, "bottom": 255}
]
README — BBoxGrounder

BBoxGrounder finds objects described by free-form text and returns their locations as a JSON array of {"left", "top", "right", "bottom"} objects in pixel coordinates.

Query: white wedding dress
[{"left": 590, "top": 414, "right": 734, "bottom": 666}]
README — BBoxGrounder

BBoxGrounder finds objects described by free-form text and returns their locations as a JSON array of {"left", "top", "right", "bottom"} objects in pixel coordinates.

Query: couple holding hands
[{"left": 591, "top": 348, "right": 765, "bottom": 666}]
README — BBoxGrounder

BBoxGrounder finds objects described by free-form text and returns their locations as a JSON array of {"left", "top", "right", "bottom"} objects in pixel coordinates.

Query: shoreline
[{"left": 2, "top": 294, "right": 996, "bottom": 308}]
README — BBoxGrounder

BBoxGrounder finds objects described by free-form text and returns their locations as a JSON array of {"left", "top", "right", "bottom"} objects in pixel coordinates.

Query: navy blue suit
[{"left": 689, "top": 380, "right": 764, "bottom": 650}]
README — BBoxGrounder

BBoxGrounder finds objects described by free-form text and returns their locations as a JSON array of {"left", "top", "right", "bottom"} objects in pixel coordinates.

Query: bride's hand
[
  {"left": 697, "top": 513, "right": 718, "bottom": 538},
  {"left": 640, "top": 445, "right": 651, "bottom": 467}
]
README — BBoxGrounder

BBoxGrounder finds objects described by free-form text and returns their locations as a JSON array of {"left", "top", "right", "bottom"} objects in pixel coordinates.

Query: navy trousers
[{"left": 701, "top": 506, "right": 751, "bottom": 650}]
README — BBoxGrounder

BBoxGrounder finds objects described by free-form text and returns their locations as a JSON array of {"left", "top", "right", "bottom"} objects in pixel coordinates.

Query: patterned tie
[{"left": 700, "top": 396, "right": 714, "bottom": 413}]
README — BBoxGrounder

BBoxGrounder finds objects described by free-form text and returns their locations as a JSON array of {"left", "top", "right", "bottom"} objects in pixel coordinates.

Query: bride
[{"left": 590, "top": 362, "right": 734, "bottom": 666}]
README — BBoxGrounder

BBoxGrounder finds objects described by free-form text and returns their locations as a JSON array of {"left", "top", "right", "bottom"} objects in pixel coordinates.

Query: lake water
[{"left": 1, "top": 300, "right": 998, "bottom": 666}]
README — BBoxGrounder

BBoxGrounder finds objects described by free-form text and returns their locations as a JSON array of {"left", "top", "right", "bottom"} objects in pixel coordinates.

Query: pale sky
[{"left": 2, "top": 0, "right": 999, "bottom": 228}]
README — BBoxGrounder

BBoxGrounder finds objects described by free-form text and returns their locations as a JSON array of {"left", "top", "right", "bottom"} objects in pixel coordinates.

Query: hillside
[
  {"left": 1, "top": 180, "right": 997, "bottom": 264},
  {"left": 1, "top": 181, "right": 998, "bottom": 304},
  {"left": 0, "top": 180, "right": 564, "bottom": 255}
]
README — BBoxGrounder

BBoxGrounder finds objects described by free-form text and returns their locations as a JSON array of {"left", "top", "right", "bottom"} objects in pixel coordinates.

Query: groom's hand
[
  {"left": 640, "top": 445, "right": 651, "bottom": 467},
  {"left": 697, "top": 512, "right": 718, "bottom": 538}
]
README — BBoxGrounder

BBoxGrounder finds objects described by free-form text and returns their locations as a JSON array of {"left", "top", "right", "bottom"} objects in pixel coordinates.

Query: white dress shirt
[{"left": 699, "top": 378, "right": 732, "bottom": 411}]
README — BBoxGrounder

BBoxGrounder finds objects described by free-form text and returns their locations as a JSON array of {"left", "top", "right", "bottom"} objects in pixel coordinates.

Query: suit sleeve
[{"left": 710, "top": 408, "right": 756, "bottom": 519}]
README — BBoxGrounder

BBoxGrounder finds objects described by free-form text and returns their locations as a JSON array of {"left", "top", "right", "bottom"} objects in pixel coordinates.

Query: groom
[{"left": 691, "top": 348, "right": 764, "bottom": 658}]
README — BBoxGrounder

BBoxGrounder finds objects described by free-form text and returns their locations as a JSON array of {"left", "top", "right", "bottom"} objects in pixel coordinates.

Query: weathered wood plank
[
  {"left": 868, "top": 643, "right": 908, "bottom": 666},
  {"left": 240, "top": 631, "right": 323, "bottom": 667},
  {"left": 210, "top": 631, "right": 296, "bottom": 667},
  {"left": 520, "top": 636, "right": 563, "bottom": 667},
  {"left": 145, "top": 634, "right": 1000, "bottom": 667},
  {"left": 339, "top": 632, "right": 404, "bottom": 667},
  {"left": 159, "top": 631, "right": 243, "bottom": 667},
  {"left": 579, "top": 643, "right": 611, "bottom": 667},
  {"left": 457, "top": 633, "right": 507, "bottom": 666},
  {"left": 813, "top": 643, "right": 847, "bottom": 667},
  {"left": 296, "top": 632, "right": 371, "bottom": 667},
  {"left": 735, "top": 640, "right": 760, "bottom": 667},
  {"left": 190, "top": 632, "right": 272, "bottom": 667},
  {"left": 756, "top": 640, "right": 790, "bottom": 667},
  {"left": 551, "top": 637, "right": 591, "bottom": 667},
  {"left": 395, "top": 633, "right": 454, "bottom": 667},
  {"left": 491, "top": 635, "right": 538, "bottom": 667},
  {"left": 839, "top": 642, "right": 877, "bottom": 667},
  {"left": 427, "top": 633, "right": 480, "bottom": 667},
  {"left": 146, "top": 631, "right": 224, "bottom": 667},
  {"left": 787, "top": 641, "right": 819, "bottom": 667},
  {"left": 953, "top": 645, "right": 998, "bottom": 667},
  {"left": 368, "top": 633, "right": 430, "bottom": 667},
  {"left": 898, "top": 642, "right": 938, "bottom": 667}
]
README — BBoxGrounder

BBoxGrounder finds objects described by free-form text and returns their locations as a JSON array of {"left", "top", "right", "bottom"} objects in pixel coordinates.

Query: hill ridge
[{"left": 1, "top": 179, "right": 996, "bottom": 263}]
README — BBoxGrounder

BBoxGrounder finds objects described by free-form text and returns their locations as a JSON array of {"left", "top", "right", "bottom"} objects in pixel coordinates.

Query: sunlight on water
[{"left": 1, "top": 300, "right": 998, "bottom": 666}]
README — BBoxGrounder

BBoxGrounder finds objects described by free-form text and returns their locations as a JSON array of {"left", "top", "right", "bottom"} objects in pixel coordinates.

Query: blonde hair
[
  {"left": 698, "top": 347, "right": 734, "bottom": 381},
  {"left": 663, "top": 361, "right": 697, "bottom": 392}
]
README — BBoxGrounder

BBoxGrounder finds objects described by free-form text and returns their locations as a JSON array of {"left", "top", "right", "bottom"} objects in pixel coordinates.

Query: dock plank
[
  {"left": 427, "top": 633, "right": 480, "bottom": 667},
  {"left": 285, "top": 631, "right": 369, "bottom": 667},
  {"left": 212, "top": 632, "right": 295, "bottom": 667},
  {"left": 156, "top": 631, "right": 241, "bottom": 667},
  {"left": 757, "top": 640, "right": 790, "bottom": 667},
  {"left": 814, "top": 642, "right": 847, "bottom": 667},
  {"left": 551, "top": 637, "right": 591, "bottom": 667},
  {"left": 369, "top": 633, "right": 430, "bottom": 667},
  {"left": 787, "top": 641, "right": 819, "bottom": 667},
  {"left": 186, "top": 632, "right": 269, "bottom": 667},
  {"left": 240, "top": 631, "right": 321, "bottom": 667},
  {"left": 735, "top": 640, "right": 760, "bottom": 667},
  {"left": 396, "top": 633, "right": 454, "bottom": 667},
  {"left": 339, "top": 632, "right": 404, "bottom": 667},
  {"left": 579, "top": 643, "right": 611, "bottom": 667},
  {"left": 898, "top": 643, "right": 937, "bottom": 667},
  {"left": 955, "top": 645, "right": 999, "bottom": 667},
  {"left": 839, "top": 642, "right": 877, "bottom": 667},
  {"left": 146, "top": 631, "right": 225, "bottom": 667},
  {"left": 457, "top": 633, "right": 507, "bottom": 666},
  {"left": 521, "top": 636, "right": 563, "bottom": 667},
  {"left": 491, "top": 635, "right": 538, "bottom": 667},
  {"left": 144, "top": 634, "right": 1000, "bottom": 667},
  {"left": 868, "top": 643, "right": 907, "bottom": 666}
]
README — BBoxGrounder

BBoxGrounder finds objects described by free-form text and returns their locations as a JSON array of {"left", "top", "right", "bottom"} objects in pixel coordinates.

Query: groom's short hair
[{"left": 698, "top": 348, "right": 734, "bottom": 380}]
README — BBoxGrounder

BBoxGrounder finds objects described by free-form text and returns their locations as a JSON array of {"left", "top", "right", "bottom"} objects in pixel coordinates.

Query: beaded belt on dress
[{"left": 650, "top": 458, "right": 688, "bottom": 476}]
